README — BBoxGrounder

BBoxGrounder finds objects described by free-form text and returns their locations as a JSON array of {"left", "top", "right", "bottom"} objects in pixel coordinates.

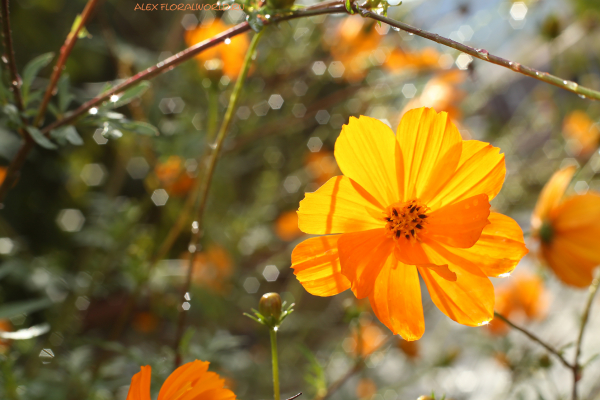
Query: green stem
[
  {"left": 172, "top": 28, "right": 265, "bottom": 368},
  {"left": 270, "top": 328, "right": 281, "bottom": 400},
  {"left": 572, "top": 275, "right": 600, "bottom": 400}
]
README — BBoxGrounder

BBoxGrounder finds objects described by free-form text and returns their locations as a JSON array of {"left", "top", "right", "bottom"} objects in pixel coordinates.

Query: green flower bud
[{"left": 259, "top": 292, "right": 282, "bottom": 321}]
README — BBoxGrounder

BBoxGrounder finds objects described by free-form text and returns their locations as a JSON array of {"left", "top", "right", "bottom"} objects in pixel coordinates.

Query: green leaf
[
  {"left": 103, "top": 81, "right": 151, "bottom": 109},
  {"left": 50, "top": 126, "right": 83, "bottom": 146},
  {"left": 119, "top": 121, "right": 160, "bottom": 136},
  {"left": 26, "top": 126, "right": 57, "bottom": 150},
  {"left": 22, "top": 52, "right": 54, "bottom": 97},
  {"left": 3, "top": 104, "right": 22, "bottom": 125},
  {"left": 345, "top": 0, "right": 355, "bottom": 14},
  {"left": 0, "top": 298, "right": 53, "bottom": 320}
]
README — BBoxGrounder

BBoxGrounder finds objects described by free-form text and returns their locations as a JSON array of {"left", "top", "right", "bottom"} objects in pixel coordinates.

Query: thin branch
[
  {"left": 357, "top": 6, "right": 600, "bottom": 101},
  {"left": 172, "top": 28, "right": 266, "bottom": 368},
  {"left": 33, "top": 0, "right": 101, "bottom": 127},
  {"left": 572, "top": 275, "right": 600, "bottom": 400},
  {"left": 0, "top": 0, "right": 23, "bottom": 112},
  {"left": 494, "top": 311, "right": 575, "bottom": 370}
]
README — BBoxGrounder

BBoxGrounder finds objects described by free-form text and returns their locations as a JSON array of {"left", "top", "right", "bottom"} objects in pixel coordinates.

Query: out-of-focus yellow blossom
[
  {"left": 154, "top": 156, "right": 194, "bottom": 196},
  {"left": 532, "top": 166, "right": 600, "bottom": 287},
  {"left": 488, "top": 272, "right": 549, "bottom": 335},
  {"left": 274, "top": 211, "right": 303, "bottom": 242},
  {"left": 562, "top": 110, "right": 600, "bottom": 156},
  {"left": 184, "top": 19, "right": 250, "bottom": 79}
]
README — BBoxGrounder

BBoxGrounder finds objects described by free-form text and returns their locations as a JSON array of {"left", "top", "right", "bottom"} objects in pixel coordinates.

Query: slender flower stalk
[
  {"left": 572, "top": 275, "right": 600, "bottom": 400},
  {"left": 493, "top": 311, "right": 574, "bottom": 369},
  {"left": 33, "top": 0, "right": 100, "bottom": 127},
  {"left": 173, "top": 28, "right": 265, "bottom": 367},
  {"left": 270, "top": 328, "right": 281, "bottom": 400}
]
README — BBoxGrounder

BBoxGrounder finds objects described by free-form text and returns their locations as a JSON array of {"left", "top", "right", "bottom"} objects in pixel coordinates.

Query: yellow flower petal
[
  {"left": 369, "top": 259, "right": 424, "bottom": 340},
  {"left": 419, "top": 242, "right": 494, "bottom": 326},
  {"left": 541, "top": 238, "right": 597, "bottom": 288},
  {"left": 438, "top": 212, "right": 528, "bottom": 277},
  {"left": 298, "top": 176, "right": 383, "bottom": 234},
  {"left": 338, "top": 229, "right": 394, "bottom": 299},
  {"left": 429, "top": 140, "right": 505, "bottom": 209},
  {"left": 425, "top": 194, "right": 491, "bottom": 248},
  {"left": 396, "top": 107, "right": 462, "bottom": 203},
  {"left": 552, "top": 192, "right": 600, "bottom": 230},
  {"left": 531, "top": 166, "right": 576, "bottom": 230},
  {"left": 291, "top": 235, "right": 351, "bottom": 297},
  {"left": 335, "top": 116, "right": 403, "bottom": 206}
]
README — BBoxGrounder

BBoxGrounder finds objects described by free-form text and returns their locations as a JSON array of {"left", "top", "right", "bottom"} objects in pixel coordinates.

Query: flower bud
[{"left": 259, "top": 292, "right": 282, "bottom": 321}]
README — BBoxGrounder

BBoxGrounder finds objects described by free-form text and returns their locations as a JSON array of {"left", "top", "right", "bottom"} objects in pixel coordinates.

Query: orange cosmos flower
[
  {"left": 401, "top": 70, "right": 466, "bottom": 122},
  {"left": 531, "top": 166, "right": 600, "bottom": 287},
  {"left": 184, "top": 19, "right": 249, "bottom": 79},
  {"left": 384, "top": 47, "right": 441, "bottom": 72},
  {"left": 182, "top": 245, "right": 233, "bottom": 292},
  {"left": 356, "top": 378, "right": 377, "bottom": 400},
  {"left": 488, "top": 272, "right": 549, "bottom": 335},
  {"left": 348, "top": 322, "right": 386, "bottom": 357},
  {"left": 155, "top": 156, "right": 194, "bottom": 196},
  {"left": 126, "top": 360, "right": 236, "bottom": 400},
  {"left": 328, "top": 16, "right": 383, "bottom": 82},
  {"left": 0, "top": 167, "right": 6, "bottom": 185},
  {"left": 562, "top": 110, "right": 600, "bottom": 156},
  {"left": 304, "top": 149, "right": 340, "bottom": 186},
  {"left": 291, "top": 107, "right": 528, "bottom": 340},
  {"left": 274, "top": 211, "right": 303, "bottom": 242}
]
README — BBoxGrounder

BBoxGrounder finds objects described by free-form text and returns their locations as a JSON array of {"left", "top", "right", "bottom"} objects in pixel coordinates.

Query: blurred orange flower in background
[
  {"left": 126, "top": 360, "right": 236, "bottom": 400},
  {"left": 356, "top": 378, "right": 378, "bottom": 400},
  {"left": 562, "top": 110, "right": 600, "bottom": 156},
  {"left": 398, "top": 337, "right": 420, "bottom": 359},
  {"left": 401, "top": 70, "right": 466, "bottom": 122},
  {"left": 184, "top": 245, "right": 233, "bottom": 292},
  {"left": 154, "top": 156, "right": 194, "bottom": 196},
  {"left": 291, "top": 107, "right": 528, "bottom": 340},
  {"left": 0, "top": 167, "right": 6, "bottom": 185},
  {"left": 274, "top": 211, "right": 303, "bottom": 242},
  {"left": 531, "top": 166, "right": 600, "bottom": 287},
  {"left": 348, "top": 322, "right": 386, "bottom": 357},
  {"left": 328, "top": 16, "right": 383, "bottom": 82},
  {"left": 132, "top": 312, "right": 159, "bottom": 334},
  {"left": 0, "top": 319, "right": 11, "bottom": 353},
  {"left": 488, "top": 272, "right": 549, "bottom": 335},
  {"left": 384, "top": 47, "right": 441, "bottom": 72},
  {"left": 185, "top": 18, "right": 249, "bottom": 79},
  {"left": 304, "top": 149, "right": 340, "bottom": 186}
]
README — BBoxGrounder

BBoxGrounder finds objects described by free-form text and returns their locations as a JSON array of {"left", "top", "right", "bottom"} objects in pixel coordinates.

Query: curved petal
[
  {"left": 541, "top": 239, "right": 596, "bottom": 288},
  {"left": 532, "top": 166, "right": 576, "bottom": 229},
  {"left": 338, "top": 229, "right": 393, "bottom": 299},
  {"left": 335, "top": 116, "right": 403, "bottom": 206},
  {"left": 126, "top": 365, "right": 152, "bottom": 400},
  {"left": 158, "top": 360, "right": 210, "bottom": 400},
  {"left": 429, "top": 140, "right": 505, "bottom": 210},
  {"left": 396, "top": 107, "right": 462, "bottom": 203},
  {"left": 552, "top": 192, "right": 600, "bottom": 231},
  {"left": 291, "top": 235, "right": 351, "bottom": 297},
  {"left": 425, "top": 194, "right": 491, "bottom": 248},
  {"left": 419, "top": 242, "right": 494, "bottom": 326},
  {"left": 176, "top": 371, "right": 236, "bottom": 400},
  {"left": 438, "top": 212, "right": 528, "bottom": 277},
  {"left": 369, "top": 258, "right": 424, "bottom": 340},
  {"left": 298, "top": 176, "right": 383, "bottom": 234}
]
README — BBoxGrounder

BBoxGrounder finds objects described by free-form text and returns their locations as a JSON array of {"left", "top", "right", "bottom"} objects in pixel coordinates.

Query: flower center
[
  {"left": 539, "top": 220, "right": 554, "bottom": 244},
  {"left": 383, "top": 199, "right": 429, "bottom": 241}
]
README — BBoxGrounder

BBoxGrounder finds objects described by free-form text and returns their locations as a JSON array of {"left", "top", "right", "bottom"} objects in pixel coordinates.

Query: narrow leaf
[
  {"left": 120, "top": 121, "right": 160, "bottom": 136},
  {"left": 104, "top": 81, "right": 151, "bottom": 109},
  {"left": 22, "top": 52, "right": 55, "bottom": 95},
  {"left": 0, "top": 298, "right": 53, "bottom": 319},
  {"left": 26, "top": 126, "right": 58, "bottom": 150}
]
